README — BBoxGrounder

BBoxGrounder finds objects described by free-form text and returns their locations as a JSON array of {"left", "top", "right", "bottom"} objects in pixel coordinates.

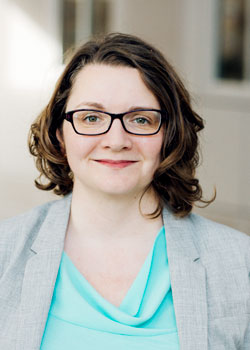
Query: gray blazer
[{"left": 0, "top": 194, "right": 249, "bottom": 350}]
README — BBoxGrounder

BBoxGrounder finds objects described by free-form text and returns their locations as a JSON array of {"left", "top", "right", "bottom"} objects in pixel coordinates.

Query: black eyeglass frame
[{"left": 64, "top": 108, "right": 166, "bottom": 136}]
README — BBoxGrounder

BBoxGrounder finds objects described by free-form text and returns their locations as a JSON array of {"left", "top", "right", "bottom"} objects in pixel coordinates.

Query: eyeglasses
[{"left": 64, "top": 109, "right": 165, "bottom": 136}]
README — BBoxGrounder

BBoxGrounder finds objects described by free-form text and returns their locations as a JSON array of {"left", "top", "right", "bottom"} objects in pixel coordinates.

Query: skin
[
  {"left": 59, "top": 64, "right": 163, "bottom": 199},
  {"left": 57, "top": 63, "right": 164, "bottom": 243},
  {"left": 57, "top": 64, "right": 165, "bottom": 306}
]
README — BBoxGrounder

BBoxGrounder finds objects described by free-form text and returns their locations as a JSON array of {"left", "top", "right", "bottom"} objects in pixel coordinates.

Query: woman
[{"left": 0, "top": 33, "right": 249, "bottom": 350}]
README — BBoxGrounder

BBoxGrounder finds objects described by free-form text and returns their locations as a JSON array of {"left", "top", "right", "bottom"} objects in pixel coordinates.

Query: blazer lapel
[
  {"left": 163, "top": 208, "right": 208, "bottom": 350},
  {"left": 16, "top": 195, "right": 72, "bottom": 350}
]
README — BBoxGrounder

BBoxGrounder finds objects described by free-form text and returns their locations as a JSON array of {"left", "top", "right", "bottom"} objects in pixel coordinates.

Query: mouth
[{"left": 93, "top": 159, "right": 138, "bottom": 168}]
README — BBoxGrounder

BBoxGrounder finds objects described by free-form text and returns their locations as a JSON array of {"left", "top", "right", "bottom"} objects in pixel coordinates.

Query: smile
[{"left": 93, "top": 159, "right": 138, "bottom": 168}]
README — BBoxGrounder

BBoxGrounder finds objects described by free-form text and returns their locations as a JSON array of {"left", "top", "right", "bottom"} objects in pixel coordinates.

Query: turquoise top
[{"left": 40, "top": 226, "right": 180, "bottom": 349}]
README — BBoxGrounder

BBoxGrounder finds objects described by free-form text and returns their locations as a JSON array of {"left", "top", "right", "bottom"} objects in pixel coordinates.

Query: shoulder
[
  {"left": 163, "top": 206, "right": 249, "bottom": 268},
  {"left": 0, "top": 194, "right": 71, "bottom": 230},
  {"left": 188, "top": 212, "right": 249, "bottom": 246},
  {"left": 188, "top": 212, "right": 250, "bottom": 268},
  {"left": 0, "top": 198, "right": 58, "bottom": 241},
  {"left": 0, "top": 195, "right": 71, "bottom": 275}
]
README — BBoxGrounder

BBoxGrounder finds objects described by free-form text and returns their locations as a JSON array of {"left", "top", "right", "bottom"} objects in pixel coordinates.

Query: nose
[{"left": 100, "top": 119, "right": 132, "bottom": 151}]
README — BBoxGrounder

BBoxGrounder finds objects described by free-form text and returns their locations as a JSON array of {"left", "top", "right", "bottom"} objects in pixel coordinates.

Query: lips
[{"left": 93, "top": 159, "right": 138, "bottom": 168}]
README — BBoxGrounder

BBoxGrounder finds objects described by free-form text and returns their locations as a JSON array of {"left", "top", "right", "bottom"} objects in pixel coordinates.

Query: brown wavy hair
[{"left": 29, "top": 32, "right": 214, "bottom": 218}]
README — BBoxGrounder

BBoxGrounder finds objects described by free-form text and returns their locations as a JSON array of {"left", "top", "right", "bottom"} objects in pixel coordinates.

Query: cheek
[
  {"left": 62, "top": 121, "right": 98, "bottom": 158},
  {"left": 63, "top": 134, "right": 97, "bottom": 164},
  {"left": 139, "top": 135, "right": 163, "bottom": 163},
  {"left": 67, "top": 141, "right": 92, "bottom": 162}
]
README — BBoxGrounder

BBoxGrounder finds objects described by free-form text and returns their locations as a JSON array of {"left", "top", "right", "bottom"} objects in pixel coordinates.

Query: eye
[
  {"left": 129, "top": 114, "right": 153, "bottom": 125},
  {"left": 84, "top": 115, "right": 100, "bottom": 123},
  {"left": 125, "top": 111, "right": 156, "bottom": 126},
  {"left": 133, "top": 116, "right": 150, "bottom": 124},
  {"left": 75, "top": 111, "right": 105, "bottom": 124}
]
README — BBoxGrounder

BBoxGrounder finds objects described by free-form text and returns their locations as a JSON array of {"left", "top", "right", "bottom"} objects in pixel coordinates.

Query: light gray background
[{"left": 0, "top": 0, "right": 249, "bottom": 234}]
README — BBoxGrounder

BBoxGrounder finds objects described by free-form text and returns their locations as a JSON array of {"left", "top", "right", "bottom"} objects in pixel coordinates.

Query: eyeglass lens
[{"left": 72, "top": 110, "right": 161, "bottom": 135}]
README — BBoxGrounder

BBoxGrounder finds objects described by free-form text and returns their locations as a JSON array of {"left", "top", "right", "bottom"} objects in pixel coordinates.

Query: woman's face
[{"left": 58, "top": 63, "right": 164, "bottom": 197}]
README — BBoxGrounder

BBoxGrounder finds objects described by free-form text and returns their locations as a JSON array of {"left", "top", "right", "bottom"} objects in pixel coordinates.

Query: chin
[{"left": 94, "top": 181, "right": 144, "bottom": 197}]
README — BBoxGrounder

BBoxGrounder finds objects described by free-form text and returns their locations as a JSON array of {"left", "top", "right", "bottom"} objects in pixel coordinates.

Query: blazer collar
[
  {"left": 163, "top": 207, "right": 208, "bottom": 350},
  {"left": 16, "top": 195, "right": 72, "bottom": 350},
  {"left": 16, "top": 197, "right": 207, "bottom": 350}
]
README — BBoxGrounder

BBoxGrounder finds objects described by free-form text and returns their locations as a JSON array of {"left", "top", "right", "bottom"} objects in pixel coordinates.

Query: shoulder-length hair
[{"left": 29, "top": 32, "right": 214, "bottom": 218}]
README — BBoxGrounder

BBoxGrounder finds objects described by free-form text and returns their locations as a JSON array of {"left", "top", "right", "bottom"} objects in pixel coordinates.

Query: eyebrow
[
  {"left": 75, "top": 101, "right": 104, "bottom": 109},
  {"left": 74, "top": 101, "right": 158, "bottom": 111}
]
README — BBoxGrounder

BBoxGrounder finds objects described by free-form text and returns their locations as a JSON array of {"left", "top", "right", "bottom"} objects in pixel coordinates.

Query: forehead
[{"left": 66, "top": 64, "right": 160, "bottom": 111}]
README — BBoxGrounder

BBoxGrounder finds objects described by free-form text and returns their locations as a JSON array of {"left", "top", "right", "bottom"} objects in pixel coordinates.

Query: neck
[{"left": 67, "top": 184, "right": 163, "bottom": 243}]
